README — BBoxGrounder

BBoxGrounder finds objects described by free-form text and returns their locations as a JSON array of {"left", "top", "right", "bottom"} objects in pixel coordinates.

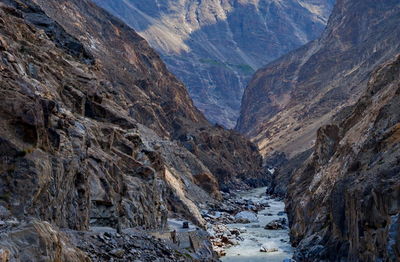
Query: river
[{"left": 221, "top": 187, "right": 293, "bottom": 262}]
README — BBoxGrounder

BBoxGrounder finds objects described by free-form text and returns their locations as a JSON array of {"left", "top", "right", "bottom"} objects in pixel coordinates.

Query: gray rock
[
  {"left": 234, "top": 211, "right": 258, "bottom": 223},
  {"left": 264, "top": 219, "right": 287, "bottom": 230}
]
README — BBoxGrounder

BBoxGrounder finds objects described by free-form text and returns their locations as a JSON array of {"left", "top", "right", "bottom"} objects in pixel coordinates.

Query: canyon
[
  {"left": 236, "top": 0, "right": 400, "bottom": 260},
  {"left": 0, "top": 0, "right": 267, "bottom": 260},
  {"left": 0, "top": 0, "right": 399, "bottom": 261},
  {"left": 238, "top": 0, "right": 400, "bottom": 158},
  {"left": 93, "top": 0, "right": 334, "bottom": 128}
]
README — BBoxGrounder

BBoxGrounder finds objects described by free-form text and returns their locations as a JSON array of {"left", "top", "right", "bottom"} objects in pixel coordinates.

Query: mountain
[
  {"left": 234, "top": 0, "right": 400, "bottom": 260},
  {"left": 0, "top": 0, "right": 265, "bottom": 260},
  {"left": 237, "top": 0, "right": 400, "bottom": 157},
  {"left": 93, "top": 0, "right": 334, "bottom": 128},
  {"left": 287, "top": 54, "right": 400, "bottom": 262}
]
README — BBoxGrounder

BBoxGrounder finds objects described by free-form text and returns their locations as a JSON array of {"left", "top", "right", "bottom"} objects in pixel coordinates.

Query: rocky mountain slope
[
  {"left": 33, "top": 0, "right": 265, "bottom": 192},
  {"left": 93, "top": 0, "right": 334, "bottom": 128},
  {"left": 286, "top": 54, "right": 400, "bottom": 262},
  {"left": 237, "top": 0, "right": 400, "bottom": 158},
  {"left": 0, "top": 0, "right": 265, "bottom": 260}
]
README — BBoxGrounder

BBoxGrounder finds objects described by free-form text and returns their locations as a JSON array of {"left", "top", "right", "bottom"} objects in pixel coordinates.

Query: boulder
[
  {"left": 234, "top": 211, "right": 258, "bottom": 223},
  {"left": 264, "top": 218, "right": 287, "bottom": 230},
  {"left": 260, "top": 244, "right": 279, "bottom": 253}
]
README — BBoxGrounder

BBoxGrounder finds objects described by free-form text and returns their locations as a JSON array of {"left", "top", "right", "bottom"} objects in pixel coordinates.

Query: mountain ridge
[
  {"left": 93, "top": 0, "right": 335, "bottom": 127},
  {"left": 237, "top": 0, "right": 400, "bottom": 158}
]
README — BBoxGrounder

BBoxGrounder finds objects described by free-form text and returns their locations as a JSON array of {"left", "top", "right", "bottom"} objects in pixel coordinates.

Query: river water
[{"left": 221, "top": 187, "right": 293, "bottom": 262}]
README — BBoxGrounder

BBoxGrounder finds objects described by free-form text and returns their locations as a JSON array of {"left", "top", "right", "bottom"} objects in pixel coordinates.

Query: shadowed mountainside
[
  {"left": 238, "top": 0, "right": 400, "bottom": 157},
  {"left": 0, "top": 0, "right": 266, "bottom": 260},
  {"left": 287, "top": 54, "right": 400, "bottom": 262},
  {"left": 93, "top": 0, "right": 334, "bottom": 128}
]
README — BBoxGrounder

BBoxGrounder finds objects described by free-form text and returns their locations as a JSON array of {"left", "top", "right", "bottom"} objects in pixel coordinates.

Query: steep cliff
[
  {"left": 0, "top": 0, "right": 263, "bottom": 260},
  {"left": 237, "top": 0, "right": 400, "bottom": 158},
  {"left": 93, "top": 0, "right": 334, "bottom": 128},
  {"left": 0, "top": 0, "right": 214, "bottom": 230},
  {"left": 286, "top": 55, "right": 400, "bottom": 261}
]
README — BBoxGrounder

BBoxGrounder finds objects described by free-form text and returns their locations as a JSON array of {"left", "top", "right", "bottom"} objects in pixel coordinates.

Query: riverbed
[{"left": 221, "top": 187, "right": 293, "bottom": 262}]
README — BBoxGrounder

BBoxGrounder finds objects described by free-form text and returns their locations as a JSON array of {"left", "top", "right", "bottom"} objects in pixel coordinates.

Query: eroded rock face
[
  {"left": 0, "top": 0, "right": 266, "bottom": 260},
  {"left": 0, "top": 0, "right": 187, "bottom": 229},
  {"left": 33, "top": 0, "right": 266, "bottom": 193},
  {"left": 286, "top": 55, "right": 400, "bottom": 261},
  {"left": 237, "top": 0, "right": 400, "bottom": 158},
  {"left": 178, "top": 125, "right": 266, "bottom": 190},
  {"left": 0, "top": 0, "right": 265, "bottom": 227},
  {"left": 93, "top": 0, "right": 334, "bottom": 128},
  {"left": 0, "top": 221, "right": 90, "bottom": 262}
]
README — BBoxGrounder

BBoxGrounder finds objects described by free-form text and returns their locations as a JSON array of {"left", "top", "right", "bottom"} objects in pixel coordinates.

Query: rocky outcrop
[
  {"left": 93, "top": 0, "right": 334, "bottom": 128},
  {"left": 265, "top": 149, "right": 313, "bottom": 198},
  {"left": 237, "top": 0, "right": 400, "bottom": 158},
  {"left": 0, "top": 220, "right": 90, "bottom": 262},
  {"left": 0, "top": 0, "right": 264, "bottom": 260},
  {"left": 177, "top": 125, "right": 265, "bottom": 191},
  {"left": 286, "top": 55, "right": 400, "bottom": 261},
  {"left": 33, "top": 0, "right": 266, "bottom": 193}
]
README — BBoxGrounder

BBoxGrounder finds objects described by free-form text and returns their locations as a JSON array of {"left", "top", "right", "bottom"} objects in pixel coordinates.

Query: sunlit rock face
[{"left": 93, "top": 0, "right": 334, "bottom": 128}]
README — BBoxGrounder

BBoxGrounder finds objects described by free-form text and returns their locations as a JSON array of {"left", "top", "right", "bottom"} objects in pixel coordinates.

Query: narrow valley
[{"left": 0, "top": 0, "right": 399, "bottom": 261}]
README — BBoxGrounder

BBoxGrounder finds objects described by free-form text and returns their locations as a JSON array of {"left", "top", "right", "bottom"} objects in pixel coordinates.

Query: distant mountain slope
[
  {"left": 93, "top": 0, "right": 334, "bottom": 128},
  {"left": 237, "top": 0, "right": 400, "bottom": 157}
]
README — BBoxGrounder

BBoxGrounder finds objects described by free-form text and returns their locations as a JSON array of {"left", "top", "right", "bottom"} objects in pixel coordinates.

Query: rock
[
  {"left": 0, "top": 206, "right": 11, "bottom": 220},
  {"left": 264, "top": 219, "right": 287, "bottom": 230},
  {"left": 234, "top": 218, "right": 251, "bottom": 224},
  {"left": 214, "top": 247, "right": 226, "bottom": 257},
  {"left": 0, "top": 221, "right": 89, "bottom": 261},
  {"left": 229, "top": 229, "right": 240, "bottom": 236},
  {"left": 94, "top": 0, "right": 333, "bottom": 128},
  {"left": 0, "top": 1, "right": 259, "bottom": 261},
  {"left": 286, "top": 54, "right": 400, "bottom": 260},
  {"left": 110, "top": 248, "right": 125, "bottom": 258},
  {"left": 237, "top": 0, "right": 400, "bottom": 162},
  {"left": 260, "top": 244, "right": 279, "bottom": 253},
  {"left": 0, "top": 249, "right": 10, "bottom": 262},
  {"left": 234, "top": 211, "right": 258, "bottom": 223},
  {"left": 182, "top": 222, "right": 189, "bottom": 229}
]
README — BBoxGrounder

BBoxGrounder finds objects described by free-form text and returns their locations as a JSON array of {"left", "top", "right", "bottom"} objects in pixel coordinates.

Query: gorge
[
  {"left": 93, "top": 0, "right": 335, "bottom": 128},
  {"left": 0, "top": 0, "right": 399, "bottom": 261}
]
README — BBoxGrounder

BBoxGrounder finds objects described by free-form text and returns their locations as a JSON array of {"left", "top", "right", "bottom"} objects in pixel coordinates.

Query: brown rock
[
  {"left": 286, "top": 55, "right": 400, "bottom": 261},
  {"left": 237, "top": 0, "right": 400, "bottom": 160}
]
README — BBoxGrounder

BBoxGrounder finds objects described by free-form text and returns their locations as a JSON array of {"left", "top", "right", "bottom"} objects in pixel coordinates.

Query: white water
[{"left": 221, "top": 187, "right": 293, "bottom": 262}]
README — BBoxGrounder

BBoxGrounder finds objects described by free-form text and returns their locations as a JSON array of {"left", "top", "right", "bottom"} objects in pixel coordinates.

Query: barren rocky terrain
[
  {"left": 0, "top": 0, "right": 399, "bottom": 261},
  {"left": 287, "top": 54, "right": 400, "bottom": 262},
  {"left": 238, "top": 0, "right": 400, "bottom": 158},
  {"left": 93, "top": 0, "right": 334, "bottom": 127},
  {"left": 0, "top": 0, "right": 266, "bottom": 260}
]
